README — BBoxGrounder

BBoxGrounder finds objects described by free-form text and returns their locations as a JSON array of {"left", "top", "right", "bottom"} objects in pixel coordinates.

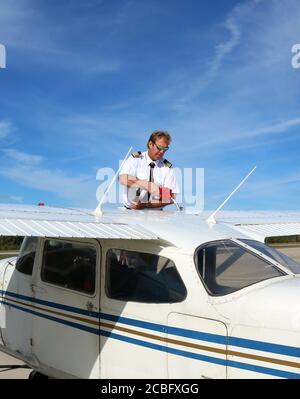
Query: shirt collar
[{"left": 145, "top": 151, "right": 163, "bottom": 166}]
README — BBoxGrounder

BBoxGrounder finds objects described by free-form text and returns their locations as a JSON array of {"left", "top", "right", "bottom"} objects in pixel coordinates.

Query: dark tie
[{"left": 148, "top": 162, "right": 155, "bottom": 200}]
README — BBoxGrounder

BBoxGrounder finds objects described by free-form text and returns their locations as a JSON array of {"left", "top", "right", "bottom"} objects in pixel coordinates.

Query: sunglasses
[{"left": 152, "top": 141, "right": 169, "bottom": 151}]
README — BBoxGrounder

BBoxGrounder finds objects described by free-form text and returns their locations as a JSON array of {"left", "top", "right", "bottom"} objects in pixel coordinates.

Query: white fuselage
[{"left": 0, "top": 222, "right": 300, "bottom": 379}]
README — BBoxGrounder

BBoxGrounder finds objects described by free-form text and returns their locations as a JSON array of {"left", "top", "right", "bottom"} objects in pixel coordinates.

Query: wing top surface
[
  {"left": 230, "top": 223, "right": 300, "bottom": 241},
  {"left": 0, "top": 205, "right": 159, "bottom": 239}
]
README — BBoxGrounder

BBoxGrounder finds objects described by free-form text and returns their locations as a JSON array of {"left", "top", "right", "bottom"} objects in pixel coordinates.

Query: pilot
[{"left": 119, "top": 131, "right": 179, "bottom": 210}]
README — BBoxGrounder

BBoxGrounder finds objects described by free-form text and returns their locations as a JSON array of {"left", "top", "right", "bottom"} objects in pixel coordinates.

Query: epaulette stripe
[
  {"left": 163, "top": 159, "right": 172, "bottom": 168},
  {"left": 131, "top": 151, "right": 142, "bottom": 158}
]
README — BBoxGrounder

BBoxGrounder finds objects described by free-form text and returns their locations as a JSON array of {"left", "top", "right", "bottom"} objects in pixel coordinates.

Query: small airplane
[{"left": 1, "top": 166, "right": 300, "bottom": 379}]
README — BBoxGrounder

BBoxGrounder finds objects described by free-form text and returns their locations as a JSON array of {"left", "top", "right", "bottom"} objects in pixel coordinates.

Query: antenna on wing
[
  {"left": 93, "top": 146, "right": 133, "bottom": 217},
  {"left": 206, "top": 166, "right": 257, "bottom": 225}
]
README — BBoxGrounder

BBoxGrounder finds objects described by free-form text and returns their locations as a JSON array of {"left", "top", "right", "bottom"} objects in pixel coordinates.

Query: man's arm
[
  {"left": 119, "top": 174, "right": 160, "bottom": 197},
  {"left": 119, "top": 174, "right": 175, "bottom": 209}
]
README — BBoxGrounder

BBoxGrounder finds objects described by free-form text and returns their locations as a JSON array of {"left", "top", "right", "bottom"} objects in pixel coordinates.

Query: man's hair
[{"left": 147, "top": 130, "right": 172, "bottom": 148}]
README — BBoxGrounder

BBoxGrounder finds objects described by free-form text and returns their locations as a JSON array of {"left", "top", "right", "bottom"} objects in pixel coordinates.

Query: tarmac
[
  {"left": 276, "top": 245, "right": 300, "bottom": 263},
  {"left": 0, "top": 352, "right": 31, "bottom": 379},
  {"left": 0, "top": 245, "right": 299, "bottom": 379}
]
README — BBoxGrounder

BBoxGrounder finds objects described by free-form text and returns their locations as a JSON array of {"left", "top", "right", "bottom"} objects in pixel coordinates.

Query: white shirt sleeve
[
  {"left": 119, "top": 156, "right": 138, "bottom": 176},
  {"left": 164, "top": 168, "right": 180, "bottom": 194}
]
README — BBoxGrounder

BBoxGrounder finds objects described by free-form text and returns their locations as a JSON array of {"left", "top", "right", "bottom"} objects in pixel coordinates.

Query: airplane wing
[
  {"left": 1, "top": 204, "right": 300, "bottom": 242},
  {"left": 216, "top": 211, "right": 300, "bottom": 242},
  {"left": 0, "top": 204, "right": 159, "bottom": 240},
  {"left": 229, "top": 223, "right": 300, "bottom": 242}
]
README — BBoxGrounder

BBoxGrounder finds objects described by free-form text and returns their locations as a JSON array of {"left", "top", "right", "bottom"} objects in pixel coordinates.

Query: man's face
[{"left": 148, "top": 137, "right": 170, "bottom": 161}]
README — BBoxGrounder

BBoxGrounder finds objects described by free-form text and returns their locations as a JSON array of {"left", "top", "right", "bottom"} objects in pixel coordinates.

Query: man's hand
[
  {"left": 119, "top": 174, "right": 160, "bottom": 198},
  {"left": 120, "top": 174, "right": 174, "bottom": 209},
  {"left": 147, "top": 182, "right": 160, "bottom": 198}
]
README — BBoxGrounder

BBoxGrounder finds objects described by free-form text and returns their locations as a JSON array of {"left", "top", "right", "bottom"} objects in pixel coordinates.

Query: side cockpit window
[
  {"left": 195, "top": 240, "right": 284, "bottom": 296},
  {"left": 41, "top": 239, "right": 96, "bottom": 294},
  {"left": 106, "top": 249, "right": 187, "bottom": 303},
  {"left": 16, "top": 237, "right": 39, "bottom": 275}
]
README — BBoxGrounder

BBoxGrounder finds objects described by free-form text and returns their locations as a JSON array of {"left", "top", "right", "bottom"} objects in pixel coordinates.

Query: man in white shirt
[{"left": 119, "top": 131, "right": 179, "bottom": 210}]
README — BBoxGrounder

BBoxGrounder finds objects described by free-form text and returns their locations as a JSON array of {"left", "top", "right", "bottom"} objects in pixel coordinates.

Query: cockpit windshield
[
  {"left": 238, "top": 239, "right": 300, "bottom": 275},
  {"left": 195, "top": 240, "right": 285, "bottom": 296}
]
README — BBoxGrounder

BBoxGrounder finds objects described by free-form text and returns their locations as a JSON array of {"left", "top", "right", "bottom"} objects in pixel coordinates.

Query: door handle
[
  {"left": 31, "top": 284, "right": 46, "bottom": 294},
  {"left": 86, "top": 301, "right": 96, "bottom": 311}
]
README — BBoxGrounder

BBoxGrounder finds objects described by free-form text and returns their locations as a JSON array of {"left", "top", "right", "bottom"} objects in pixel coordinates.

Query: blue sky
[{"left": 0, "top": 0, "right": 300, "bottom": 211}]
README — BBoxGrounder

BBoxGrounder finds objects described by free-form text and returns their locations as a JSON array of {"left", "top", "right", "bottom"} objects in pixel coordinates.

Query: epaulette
[
  {"left": 131, "top": 151, "right": 142, "bottom": 158},
  {"left": 163, "top": 159, "right": 172, "bottom": 168}
]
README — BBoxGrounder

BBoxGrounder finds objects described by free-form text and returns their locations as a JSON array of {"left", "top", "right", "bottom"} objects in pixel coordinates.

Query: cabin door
[
  {"left": 167, "top": 313, "right": 227, "bottom": 379},
  {"left": 31, "top": 238, "right": 100, "bottom": 378},
  {"left": 1, "top": 263, "right": 34, "bottom": 357}
]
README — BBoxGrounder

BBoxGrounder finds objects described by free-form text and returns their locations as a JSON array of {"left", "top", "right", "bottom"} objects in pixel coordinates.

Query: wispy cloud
[
  {"left": 0, "top": 121, "right": 14, "bottom": 139},
  {"left": 0, "top": 148, "right": 97, "bottom": 207},
  {"left": 0, "top": 163, "right": 97, "bottom": 207},
  {"left": 36, "top": 110, "right": 160, "bottom": 160},
  {"left": 243, "top": 118, "right": 300, "bottom": 138},
  {"left": 205, "top": 168, "right": 300, "bottom": 211},
  {"left": 172, "top": 0, "right": 262, "bottom": 105},
  {"left": 210, "top": 18, "right": 240, "bottom": 76},
  {"left": 195, "top": 117, "right": 300, "bottom": 150},
  {"left": 211, "top": 0, "right": 263, "bottom": 75},
  {"left": 3, "top": 148, "right": 45, "bottom": 165},
  {"left": 231, "top": 170, "right": 300, "bottom": 205},
  {"left": 0, "top": 0, "right": 123, "bottom": 74}
]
